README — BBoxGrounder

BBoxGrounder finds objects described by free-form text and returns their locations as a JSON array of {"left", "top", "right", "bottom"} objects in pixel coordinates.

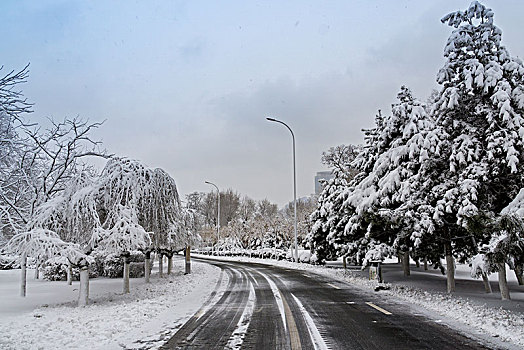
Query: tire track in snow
[
  {"left": 225, "top": 276, "right": 256, "bottom": 349},
  {"left": 257, "top": 270, "right": 287, "bottom": 333}
]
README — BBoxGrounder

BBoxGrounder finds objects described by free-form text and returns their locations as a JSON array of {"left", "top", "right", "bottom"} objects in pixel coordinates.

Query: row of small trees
[
  {"left": 0, "top": 65, "right": 199, "bottom": 306},
  {"left": 308, "top": 2, "right": 524, "bottom": 300},
  {"left": 187, "top": 189, "right": 316, "bottom": 255}
]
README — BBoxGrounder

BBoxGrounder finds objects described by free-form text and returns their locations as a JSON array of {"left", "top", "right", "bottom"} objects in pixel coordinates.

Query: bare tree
[
  {"left": 0, "top": 64, "right": 33, "bottom": 239},
  {"left": 0, "top": 64, "right": 32, "bottom": 123},
  {"left": 321, "top": 144, "right": 361, "bottom": 179},
  {"left": 238, "top": 196, "right": 256, "bottom": 222},
  {"left": 24, "top": 117, "right": 107, "bottom": 212},
  {"left": 257, "top": 198, "right": 278, "bottom": 219},
  {"left": 219, "top": 189, "right": 240, "bottom": 226},
  {"left": 185, "top": 192, "right": 205, "bottom": 211}
]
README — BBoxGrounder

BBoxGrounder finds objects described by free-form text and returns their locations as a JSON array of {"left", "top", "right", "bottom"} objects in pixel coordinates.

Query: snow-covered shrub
[
  {"left": 42, "top": 260, "right": 98, "bottom": 281},
  {"left": 298, "top": 250, "right": 312, "bottom": 263},
  {"left": 103, "top": 254, "right": 124, "bottom": 278},
  {"left": 102, "top": 251, "right": 145, "bottom": 278},
  {"left": 42, "top": 263, "right": 67, "bottom": 281},
  {"left": 0, "top": 254, "right": 20, "bottom": 270},
  {"left": 92, "top": 253, "right": 106, "bottom": 277},
  {"left": 286, "top": 248, "right": 312, "bottom": 262},
  {"left": 129, "top": 262, "right": 145, "bottom": 278}
]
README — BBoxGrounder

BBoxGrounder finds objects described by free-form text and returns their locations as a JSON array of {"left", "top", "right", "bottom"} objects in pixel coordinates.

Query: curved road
[{"left": 159, "top": 258, "right": 490, "bottom": 350}]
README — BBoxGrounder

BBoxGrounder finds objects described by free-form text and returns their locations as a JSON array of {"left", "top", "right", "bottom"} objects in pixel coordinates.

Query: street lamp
[
  {"left": 266, "top": 117, "right": 298, "bottom": 263},
  {"left": 205, "top": 181, "right": 220, "bottom": 251}
]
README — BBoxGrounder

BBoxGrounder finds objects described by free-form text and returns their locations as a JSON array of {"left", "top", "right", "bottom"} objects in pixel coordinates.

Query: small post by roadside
[
  {"left": 343, "top": 256, "right": 347, "bottom": 270},
  {"left": 185, "top": 246, "right": 191, "bottom": 274},
  {"left": 369, "top": 260, "right": 383, "bottom": 283}
]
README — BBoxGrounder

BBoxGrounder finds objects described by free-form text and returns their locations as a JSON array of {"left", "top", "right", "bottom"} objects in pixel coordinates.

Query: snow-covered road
[{"left": 159, "top": 257, "right": 500, "bottom": 349}]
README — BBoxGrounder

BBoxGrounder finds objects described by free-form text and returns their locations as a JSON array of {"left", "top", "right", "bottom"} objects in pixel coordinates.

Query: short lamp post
[
  {"left": 266, "top": 117, "right": 298, "bottom": 263},
  {"left": 205, "top": 181, "right": 220, "bottom": 252}
]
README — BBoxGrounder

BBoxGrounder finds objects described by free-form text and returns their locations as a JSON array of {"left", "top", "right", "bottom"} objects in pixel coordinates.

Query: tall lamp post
[
  {"left": 205, "top": 181, "right": 220, "bottom": 252},
  {"left": 266, "top": 117, "right": 298, "bottom": 263}
]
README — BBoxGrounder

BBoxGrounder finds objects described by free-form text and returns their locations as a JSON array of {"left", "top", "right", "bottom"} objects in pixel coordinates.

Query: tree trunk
[
  {"left": 185, "top": 246, "right": 191, "bottom": 274},
  {"left": 402, "top": 250, "right": 410, "bottom": 277},
  {"left": 423, "top": 257, "right": 428, "bottom": 271},
  {"left": 123, "top": 255, "right": 130, "bottom": 294},
  {"left": 20, "top": 252, "right": 27, "bottom": 297},
  {"left": 34, "top": 263, "right": 39, "bottom": 279},
  {"left": 167, "top": 254, "right": 173, "bottom": 275},
  {"left": 67, "top": 263, "right": 73, "bottom": 285},
  {"left": 481, "top": 272, "right": 492, "bottom": 293},
  {"left": 78, "top": 266, "right": 89, "bottom": 306},
  {"left": 343, "top": 256, "right": 347, "bottom": 269},
  {"left": 445, "top": 241, "right": 455, "bottom": 293},
  {"left": 144, "top": 251, "right": 151, "bottom": 283},
  {"left": 413, "top": 248, "right": 419, "bottom": 268},
  {"left": 515, "top": 265, "right": 524, "bottom": 286},
  {"left": 498, "top": 263, "right": 511, "bottom": 300},
  {"left": 158, "top": 253, "right": 164, "bottom": 277}
]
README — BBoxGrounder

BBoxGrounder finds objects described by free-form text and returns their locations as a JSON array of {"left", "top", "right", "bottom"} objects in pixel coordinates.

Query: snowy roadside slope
[
  {"left": 0, "top": 259, "right": 221, "bottom": 350},
  {"left": 194, "top": 254, "right": 524, "bottom": 349}
]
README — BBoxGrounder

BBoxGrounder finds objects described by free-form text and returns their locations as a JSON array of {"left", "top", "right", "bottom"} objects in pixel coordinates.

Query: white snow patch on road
[
  {"left": 225, "top": 278, "right": 256, "bottom": 349},
  {"left": 0, "top": 259, "right": 220, "bottom": 350}
]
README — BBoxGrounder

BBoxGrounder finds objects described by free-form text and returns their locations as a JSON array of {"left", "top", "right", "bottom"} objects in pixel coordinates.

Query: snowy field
[
  {"left": 193, "top": 254, "right": 524, "bottom": 349},
  {"left": 0, "top": 257, "right": 223, "bottom": 350}
]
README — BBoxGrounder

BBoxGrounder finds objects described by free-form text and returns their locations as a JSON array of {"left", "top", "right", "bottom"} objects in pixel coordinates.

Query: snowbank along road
[{"left": 155, "top": 258, "right": 493, "bottom": 350}]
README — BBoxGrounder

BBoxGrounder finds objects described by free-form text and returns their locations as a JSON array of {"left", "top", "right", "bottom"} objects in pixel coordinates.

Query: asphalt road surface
[{"left": 160, "top": 258, "right": 491, "bottom": 350}]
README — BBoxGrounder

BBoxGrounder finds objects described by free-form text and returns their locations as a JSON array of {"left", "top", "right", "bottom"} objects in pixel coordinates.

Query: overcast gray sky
[{"left": 2, "top": 0, "right": 523, "bottom": 207}]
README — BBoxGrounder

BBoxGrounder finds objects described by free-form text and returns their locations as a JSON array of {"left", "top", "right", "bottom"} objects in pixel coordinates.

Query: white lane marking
[
  {"left": 291, "top": 293, "right": 329, "bottom": 350},
  {"left": 327, "top": 283, "right": 340, "bottom": 290},
  {"left": 251, "top": 275, "right": 259, "bottom": 287},
  {"left": 365, "top": 302, "right": 393, "bottom": 315},
  {"left": 346, "top": 301, "right": 355, "bottom": 305},
  {"left": 225, "top": 280, "right": 256, "bottom": 349},
  {"left": 259, "top": 271, "right": 287, "bottom": 332}
]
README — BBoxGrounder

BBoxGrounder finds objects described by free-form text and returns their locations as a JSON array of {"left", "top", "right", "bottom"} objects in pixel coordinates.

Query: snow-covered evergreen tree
[
  {"left": 424, "top": 1, "right": 524, "bottom": 296},
  {"left": 338, "top": 87, "right": 436, "bottom": 275},
  {"left": 307, "top": 144, "right": 360, "bottom": 264}
]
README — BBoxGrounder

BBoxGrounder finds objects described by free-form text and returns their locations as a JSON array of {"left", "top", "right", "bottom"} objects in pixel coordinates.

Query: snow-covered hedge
[
  {"left": 102, "top": 251, "right": 146, "bottom": 278},
  {"left": 41, "top": 251, "right": 148, "bottom": 281},
  {"left": 42, "top": 262, "right": 98, "bottom": 281},
  {"left": 0, "top": 254, "right": 20, "bottom": 270}
]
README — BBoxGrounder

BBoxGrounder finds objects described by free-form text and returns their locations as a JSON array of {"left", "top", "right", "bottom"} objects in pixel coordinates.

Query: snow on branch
[
  {"left": 2, "top": 228, "right": 86, "bottom": 262},
  {"left": 98, "top": 157, "right": 183, "bottom": 250},
  {"left": 501, "top": 188, "right": 524, "bottom": 217},
  {"left": 0, "top": 64, "right": 33, "bottom": 124},
  {"left": 24, "top": 116, "right": 108, "bottom": 207},
  {"left": 89, "top": 205, "right": 151, "bottom": 255}
]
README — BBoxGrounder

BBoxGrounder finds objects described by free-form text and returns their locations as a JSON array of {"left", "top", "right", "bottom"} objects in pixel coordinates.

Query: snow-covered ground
[
  {"left": 0, "top": 257, "right": 223, "bottom": 350},
  {"left": 193, "top": 254, "right": 524, "bottom": 349}
]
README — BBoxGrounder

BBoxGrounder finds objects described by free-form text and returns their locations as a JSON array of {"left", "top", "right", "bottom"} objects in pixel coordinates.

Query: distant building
[{"left": 315, "top": 171, "right": 334, "bottom": 195}]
